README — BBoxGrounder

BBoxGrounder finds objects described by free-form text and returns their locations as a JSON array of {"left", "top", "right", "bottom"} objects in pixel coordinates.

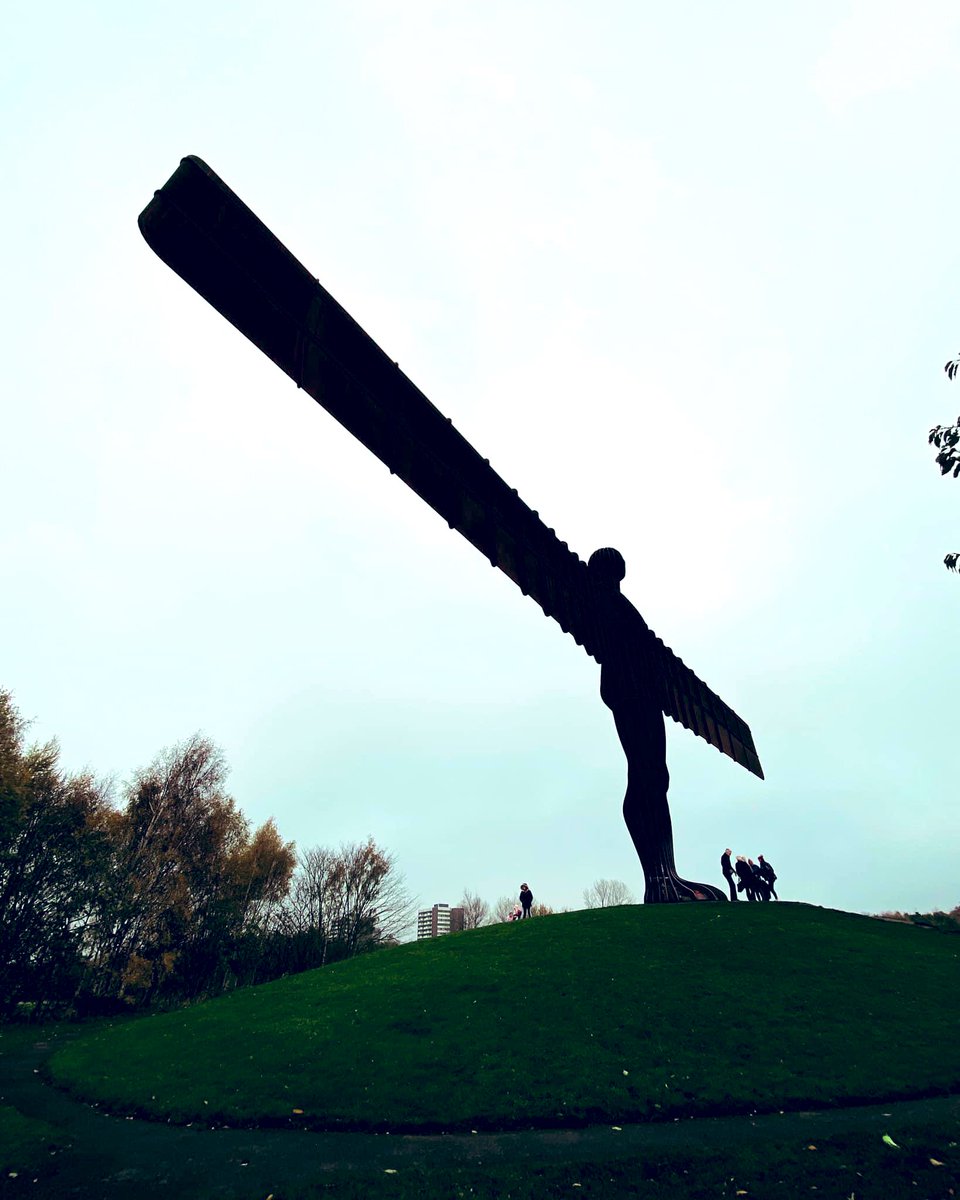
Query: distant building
[{"left": 417, "top": 903, "right": 465, "bottom": 939}]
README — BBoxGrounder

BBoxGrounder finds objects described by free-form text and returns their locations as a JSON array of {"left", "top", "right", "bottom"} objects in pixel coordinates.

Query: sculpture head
[{"left": 588, "top": 547, "right": 626, "bottom": 589}]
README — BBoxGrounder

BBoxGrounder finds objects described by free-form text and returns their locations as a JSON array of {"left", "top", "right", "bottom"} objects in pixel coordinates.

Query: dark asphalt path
[{"left": 3, "top": 1035, "right": 960, "bottom": 1198}]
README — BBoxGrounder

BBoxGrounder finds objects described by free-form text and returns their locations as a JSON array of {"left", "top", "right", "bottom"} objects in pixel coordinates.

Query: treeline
[
  {"left": 458, "top": 879, "right": 636, "bottom": 928},
  {"left": 0, "top": 690, "right": 410, "bottom": 1017},
  {"left": 875, "top": 907, "right": 960, "bottom": 933}
]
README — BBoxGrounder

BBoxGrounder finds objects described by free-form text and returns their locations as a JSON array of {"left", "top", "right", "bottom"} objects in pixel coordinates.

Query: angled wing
[
  {"left": 138, "top": 156, "right": 601, "bottom": 645},
  {"left": 138, "top": 155, "right": 762, "bottom": 779},
  {"left": 655, "top": 636, "right": 763, "bottom": 777}
]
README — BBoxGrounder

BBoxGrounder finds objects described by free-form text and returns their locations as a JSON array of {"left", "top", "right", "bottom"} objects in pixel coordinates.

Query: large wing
[
  {"left": 655, "top": 635, "right": 763, "bottom": 777},
  {"left": 138, "top": 155, "right": 762, "bottom": 779},
  {"left": 138, "top": 157, "right": 602, "bottom": 647}
]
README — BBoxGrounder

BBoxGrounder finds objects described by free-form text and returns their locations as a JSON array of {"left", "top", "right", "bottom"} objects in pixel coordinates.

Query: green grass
[
  {"left": 0, "top": 1107, "right": 65, "bottom": 1174},
  {"left": 49, "top": 903, "right": 960, "bottom": 1132},
  {"left": 274, "top": 1126, "right": 960, "bottom": 1200}
]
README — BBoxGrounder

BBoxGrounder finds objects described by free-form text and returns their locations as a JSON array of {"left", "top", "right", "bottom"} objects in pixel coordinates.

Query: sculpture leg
[{"left": 614, "top": 703, "right": 725, "bottom": 904}]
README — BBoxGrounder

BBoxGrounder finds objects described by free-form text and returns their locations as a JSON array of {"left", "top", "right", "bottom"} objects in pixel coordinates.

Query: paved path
[{"left": 4, "top": 1035, "right": 960, "bottom": 1198}]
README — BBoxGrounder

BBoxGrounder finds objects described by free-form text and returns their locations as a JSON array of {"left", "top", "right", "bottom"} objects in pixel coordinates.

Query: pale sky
[{"left": 4, "top": 1, "right": 959, "bottom": 922}]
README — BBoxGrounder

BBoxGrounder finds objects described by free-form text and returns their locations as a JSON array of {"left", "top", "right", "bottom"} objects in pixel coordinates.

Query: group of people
[
  {"left": 505, "top": 863, "right": 778, "bottom": 917},
  {"left": 507, "top": 883, "right": 534, "bottom": 920},
  {"left": 720, "top": 850, "right": 778, "bottom": 901}
]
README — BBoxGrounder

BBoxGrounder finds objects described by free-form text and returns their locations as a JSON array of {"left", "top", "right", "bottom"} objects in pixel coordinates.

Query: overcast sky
[{"left": 4, "top": 1, "right": 959, "bottom": 923}]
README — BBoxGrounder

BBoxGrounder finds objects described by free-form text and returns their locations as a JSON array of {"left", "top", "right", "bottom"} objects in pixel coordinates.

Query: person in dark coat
[
  {"left": 734, "top": 855, "right": 756, "bottom": 901},
  {"left": 757, "top": 855, "right": 778, "bottom": 900},
  {"left": 519, "top": 883, "right": 533, "bottom": 918},
  {"left": 720, "top": 849, "right": 737, "bottom": 902},
  {"left": 748, "top": 858, "right": 770, "bottom": 901}
]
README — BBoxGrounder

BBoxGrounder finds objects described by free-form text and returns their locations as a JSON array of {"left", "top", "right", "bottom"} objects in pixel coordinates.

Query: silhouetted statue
[
  {"left": 138, "top": 156, "right": 763, "bottom": 904},
  {"left": 589, "top": 548, "right": 724, "bottom": 902}
]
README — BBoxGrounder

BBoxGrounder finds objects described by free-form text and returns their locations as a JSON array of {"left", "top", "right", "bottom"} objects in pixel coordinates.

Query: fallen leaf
[
  {"left": 611, "top": 1126, "right": 622, "bottom": 1131},
  {"left": 384, "top": 1168, "right": 398, "bottom": 1174},
  {"left": 930, "top": 1159, "right": 945, "bottom": 1167},
  {"left": 807, "top": 1145, "right": 817, "bottom": 1151},
  {"left": 292, "top": 1108, "right": 304, "bottom": 1115},
  {"left": 882, "top": 1135, "right": 900, "bottom": 1149}
]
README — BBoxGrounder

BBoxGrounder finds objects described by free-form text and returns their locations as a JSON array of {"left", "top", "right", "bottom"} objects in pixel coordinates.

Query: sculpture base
[{"left": 643, "top": 872, "right": 726, "bottom": 904}]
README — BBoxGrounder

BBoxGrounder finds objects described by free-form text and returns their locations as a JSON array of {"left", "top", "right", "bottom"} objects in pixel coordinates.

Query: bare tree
[
  {"left": 335, "top": 840, "right": 413, "bottom": 953},
  {"left": 458, "top": 891, "right": 489, "bottom": 929},
  {"left": 583, "top": 878, "right": 635, "bottom": 909},
  {"left": 271, "top": 845, "right": 338, "bottom": 967},
  {"left": 493, "top": 894, "right": 517, "bottom": 922},
  {"left": 491, "top": 894, "right": 551, "bottom": 921},
  {"left": 274, "top": 839, "right": 413, "bottom": 966}
]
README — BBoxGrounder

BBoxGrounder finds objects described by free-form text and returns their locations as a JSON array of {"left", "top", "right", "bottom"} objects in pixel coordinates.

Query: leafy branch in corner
[
  {"left": 930, "top": 356, "right": 960, "bottom": 571},
  {"left": 928, "top": 414, "right": 960, "bottom": 479}
]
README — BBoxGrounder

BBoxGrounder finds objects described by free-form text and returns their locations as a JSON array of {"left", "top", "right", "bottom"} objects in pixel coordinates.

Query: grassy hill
[{"left": 49, "top": 903, "right": 960, "bottom": 1132}]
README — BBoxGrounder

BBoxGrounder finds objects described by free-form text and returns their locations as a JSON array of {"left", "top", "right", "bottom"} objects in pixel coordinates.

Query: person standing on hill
[
  {"left": 519, "top": 883, "right": 533, "bottom": 918},
  {"left": 757, "top": 855, "right": 778, "bottom": 900},
  {"left": 749, "top": 858, "right": 770, "bottom": 901},
  {"left": 734, "top": 855, "right": 755, "bottom": 901},
  {"left": 720, "top": 849, "right": 737, "bottom": 902}
]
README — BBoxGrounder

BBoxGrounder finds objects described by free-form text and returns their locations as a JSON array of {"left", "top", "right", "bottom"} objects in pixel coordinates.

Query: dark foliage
[
  {"left": 0, "top": 688, "right": 411, "bottom": 1015},
  {"left": 256, "top": 840, "right": 412, "bottom": 982},
  {"left": 0, "top": 691, "right": 112, "bottom": 1015},
  {"left": 928, "top": 414, "right": 960, "bottom": 478},
  {"left": 875, "top": 905, "right": 960, "bottom": 933},
  {"left": 932, "top": 358, "right": 960, "bottom": 570}
]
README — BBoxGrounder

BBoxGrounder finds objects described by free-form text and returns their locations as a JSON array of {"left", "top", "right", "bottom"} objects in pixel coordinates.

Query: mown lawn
[
  {"left": 0, "top": 1106, "right": 65, "bottom": 1176},
  {"left": 274, "top": 1126, "right": 960, "bottom": 1200},
  {"left": 49, "top": 903, "right": 960, "bottom": 1132}
]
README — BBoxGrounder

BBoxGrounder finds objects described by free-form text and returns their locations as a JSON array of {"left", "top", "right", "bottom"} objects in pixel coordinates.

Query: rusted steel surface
[{"left": 139, "top": 155, "right": 762, "bottom": 781}]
